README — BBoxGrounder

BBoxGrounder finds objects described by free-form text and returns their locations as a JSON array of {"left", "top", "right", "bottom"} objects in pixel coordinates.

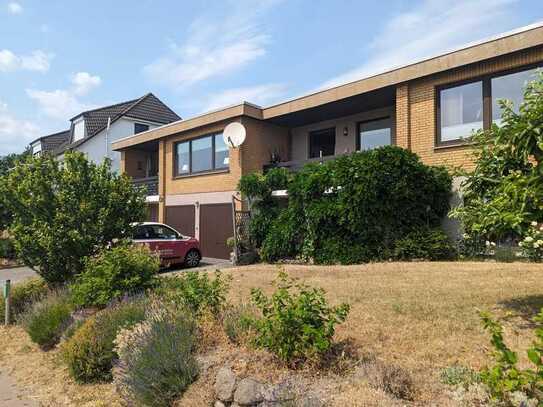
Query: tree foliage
[
  {"left": 450, "top": 72, "right": 543, "bottom": 242},
  {"left": 2, "top": 152, "right": 146, "bottom": 285},
  {"left": 0, "top": 149, "right": 30, "bottom": 229},
  {"left": 240, "top": 146, "right": 452, "bottom": 264}
]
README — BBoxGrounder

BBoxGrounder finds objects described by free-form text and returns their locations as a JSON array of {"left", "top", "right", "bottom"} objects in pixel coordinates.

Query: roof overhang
[
  {"left": 112, "top": 22, "right": 543, "bottom": 150},
  {"left": 112, "top": 102, "right": 262, "bottom": 151}
]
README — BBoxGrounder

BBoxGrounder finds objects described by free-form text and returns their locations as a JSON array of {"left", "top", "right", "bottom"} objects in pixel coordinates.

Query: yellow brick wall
[{"left": 402, "top": 47, "right": 543, "bottom": 170}]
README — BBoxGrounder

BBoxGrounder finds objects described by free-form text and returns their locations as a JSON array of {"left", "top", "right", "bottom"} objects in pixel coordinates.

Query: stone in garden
[
  {"left": 261, "top": 382, "right": 296, "bottom": 403},
  {"left": 215, "top": 367, "right": 237, "bottom": 402},
  {"left": 234, "top": 378, "right": 265, "bottom": 405},
  {"left": 299, "top": 396, "right": 324, "bottom": 407},
  {"left": 214, "top": 401, "right": 226, "bottom": 407}
]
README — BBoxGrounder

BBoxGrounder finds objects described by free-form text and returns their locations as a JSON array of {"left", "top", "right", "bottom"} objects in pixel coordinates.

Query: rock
[
  {"left": 214, "top": 402, "right": 226, "bottom": 407},
  {"left": 215, "top": 367, "right": 237, "bottom": 402},
  {"left": 234, "top": 378, "right": 265, "bottom": 405},
  {"left": 299, "top": 396, "right": 324, "bottom": 407},
  {"left": 261, "top": 382, "right": 295, "bottom": 403}
]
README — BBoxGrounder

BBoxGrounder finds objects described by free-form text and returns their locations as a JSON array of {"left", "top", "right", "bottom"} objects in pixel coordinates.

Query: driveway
[
  {"left": 0, "top": 258, "right": 231, "bottom": 284},
  {"left": 0, "top": 267, "right": 37, "bottom": 284}
]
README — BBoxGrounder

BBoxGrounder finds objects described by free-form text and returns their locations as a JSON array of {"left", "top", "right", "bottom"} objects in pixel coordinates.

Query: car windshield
[{"left": 134, "top": 225, "right": 178, "bottom": 240}]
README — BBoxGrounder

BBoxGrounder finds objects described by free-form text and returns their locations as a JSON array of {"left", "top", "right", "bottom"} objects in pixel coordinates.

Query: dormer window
[
  {"left": 73, "top": 119, "right": 85, "bottom": 141},
  {"left": 32, "top": 142, "right": 42, "bottom": 156}
]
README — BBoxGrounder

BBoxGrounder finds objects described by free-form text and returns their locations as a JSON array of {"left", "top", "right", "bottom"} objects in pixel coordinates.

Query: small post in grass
[{"left": 3, "top": 279, "right": 10, "bottom": 325}]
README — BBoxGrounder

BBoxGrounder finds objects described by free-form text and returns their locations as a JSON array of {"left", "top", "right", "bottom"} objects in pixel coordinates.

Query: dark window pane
[
  {"left": 440, "top": 81, "right": 483, "bottom": 142},
  {"left": 215, "top": 133, "right": 229, "bottom": 169},
  {"left": 176, "top": 142, "right": 189, "bottom": 175},
  {"left": 492, "top": 68, "right": 538, "bottom": 125},
  {"left": 134, "top": 123, "right": 150, "bottom": 134},
  {"left": 359, "top": 118, "right": 391, "bottom": 150},
  {"left": 192, "top": 136, "right": 213, "bottom": 172},
  {"left": 309, "top": 128, "right": 335, "bottom": 158}
]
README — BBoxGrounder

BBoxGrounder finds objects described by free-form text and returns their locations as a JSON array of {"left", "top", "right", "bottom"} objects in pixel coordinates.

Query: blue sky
[{"left": 0, "top": 0, "right": 542, "bottom": 155}]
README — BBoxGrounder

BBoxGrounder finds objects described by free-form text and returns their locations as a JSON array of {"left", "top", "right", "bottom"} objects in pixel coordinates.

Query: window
[
  {"left": 134, "top": 123, "right": 150, "bottom": 134},
  {"left": 437, "top": 65, "right": 541, "bottom": 145},
  {"left": 73, "top": 119, "right": 85, "bottom": 141},
  {"left": 174, "top": 133, "right": 230, "bottom": 176},
  {"left": 134, "top": 225, "right": 178, "bottom": 240},
  {"left": 492, "top": 68, "right": 538, "bottom": 125},
  {"left": 309, "top": 128, "right": 335, "bottom": 158},
  {"left": 358, "top": 117, "right": 392, "bottom": 150},
  {"left": 439, "top": 81, "right": 483, "bottom": 143}
]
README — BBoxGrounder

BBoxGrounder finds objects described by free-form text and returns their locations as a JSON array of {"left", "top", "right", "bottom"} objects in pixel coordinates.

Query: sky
[{"left": 0, "top": 0, "right": 542, "bottom": 155}]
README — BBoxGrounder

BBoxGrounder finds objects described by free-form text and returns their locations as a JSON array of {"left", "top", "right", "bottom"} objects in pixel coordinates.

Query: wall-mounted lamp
[{"left": 343, "top": 127, "right": 349, "bottom": 136}]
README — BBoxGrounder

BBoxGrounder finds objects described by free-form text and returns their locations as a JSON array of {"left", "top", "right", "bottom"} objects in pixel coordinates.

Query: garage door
[
  {"left": 165, "top": 205, "right": 195, "bottom": 237},
  {"left": 200, "top": 203, "right": 233, "bottom": 259}
]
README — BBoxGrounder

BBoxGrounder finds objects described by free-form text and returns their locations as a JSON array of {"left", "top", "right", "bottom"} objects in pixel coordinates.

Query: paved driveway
[{"left": 0, "top": 267, "right": 37, "bottom": 284}]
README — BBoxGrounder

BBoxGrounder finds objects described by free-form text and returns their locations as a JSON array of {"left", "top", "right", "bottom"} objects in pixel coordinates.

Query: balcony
[
  {"left": 132, "top": 176, "right": 159, "bottom": 196},
  {"left": 264, "top": 154, "right": 347, "bottom": 173}
]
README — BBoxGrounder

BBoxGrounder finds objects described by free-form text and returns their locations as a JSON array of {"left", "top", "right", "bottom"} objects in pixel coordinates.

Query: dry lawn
[{"left": 1, "top": 261, "right": 542, "bottom": 406}]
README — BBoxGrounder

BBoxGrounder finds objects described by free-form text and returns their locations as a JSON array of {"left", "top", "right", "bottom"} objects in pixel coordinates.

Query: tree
[
  {"left": 450, "top": 72, "right": 543, "bottom": 242},
  {"left": 2, "top": 152, "right": 146, "bottom": 285},
  {"left": 0, "top": 149, "right": 30, "bottom": 230}
]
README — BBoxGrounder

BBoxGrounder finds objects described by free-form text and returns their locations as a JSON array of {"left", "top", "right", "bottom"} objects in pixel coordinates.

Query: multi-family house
[
  {"left": 29, "top": 93, "right": 180, "bottom": 178},
  {"left": 112, "top": 22, "right": 543, "bottom": 260}
]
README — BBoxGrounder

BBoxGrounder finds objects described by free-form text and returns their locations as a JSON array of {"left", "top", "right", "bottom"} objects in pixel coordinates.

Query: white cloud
[
  {"left": 0, "top": 101, "right": 41, "bottom": 156},
  {"left": 71, "top": 72, "right": 102, "bottom": 96},
  {"left": 201, "top": 83, "right": 286, "bottom": 112},
  {"left": 0, "top": 49, "right": 54, "bottom": 72},
  {"left": 7, "top": 2, "right": 23, "bottom": 14},
  {"left": 320, "top": 0, "right": 519, "bottom": 89},
  {"left": 26, "top": 71, "right": 101, "bottom": 119},
  {"left": 144, "top": 0, "right": 281, "bottom": 88}
]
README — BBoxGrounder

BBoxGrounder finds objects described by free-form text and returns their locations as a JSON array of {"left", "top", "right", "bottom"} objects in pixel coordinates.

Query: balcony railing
[
  {"left": 132, "top": 176, "right": 159, "bottom": 196},
  {"left": 264, "top": 153, "right": 348, "bottom": 173}
]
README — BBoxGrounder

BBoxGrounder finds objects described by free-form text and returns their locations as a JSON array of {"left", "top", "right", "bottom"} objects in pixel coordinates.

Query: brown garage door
[
  {"left": 165, "top": 205, "right": 195, "bottom": 237},
  {"left": 200, "top": 203, "right": 233, "bottom": 259}
]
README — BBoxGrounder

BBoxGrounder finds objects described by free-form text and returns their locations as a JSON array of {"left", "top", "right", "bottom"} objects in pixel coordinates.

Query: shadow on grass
[{"left": 499, "top": 294, "right": 543, "bottom": 326}]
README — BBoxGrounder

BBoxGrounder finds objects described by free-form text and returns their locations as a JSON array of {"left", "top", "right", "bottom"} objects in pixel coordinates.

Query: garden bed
[{"left": 1, "top": 261, "right": 542, "bottom": 406}]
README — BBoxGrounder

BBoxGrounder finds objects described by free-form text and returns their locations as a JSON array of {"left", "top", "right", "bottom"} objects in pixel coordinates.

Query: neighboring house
[
  {"left": 113, "top": 22, "right": 543, "bottom": 260},
  {"left": 30, "top": 93, "right": 180, "bottom": 177},
  {"left": 30, "top": 130, "right": 71, "bottom": 156}
]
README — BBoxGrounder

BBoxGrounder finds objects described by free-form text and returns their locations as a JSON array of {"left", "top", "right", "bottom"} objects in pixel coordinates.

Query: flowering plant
[{"left": 519, "top": 222, "right": 543, "bottom": 261}]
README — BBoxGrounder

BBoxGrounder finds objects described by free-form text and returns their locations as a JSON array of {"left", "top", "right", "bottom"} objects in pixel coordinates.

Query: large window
[
  {"left": 309, "top": 128, "right": 335, "bottom": 158},
  {"left": 439, "top": 81, "right": 483, "bottom": 143},
  {"left": 437, "top": 65, "right": 541, "bottom": 145},
  {"left": 358, "top": 117, "right": 392, "bottom": 150},
  {"left": 174, "top": 133, "right": 229, "bottom": 176},
  {"left": 491, "top": 68, "right": 538, "bottom": 125}
]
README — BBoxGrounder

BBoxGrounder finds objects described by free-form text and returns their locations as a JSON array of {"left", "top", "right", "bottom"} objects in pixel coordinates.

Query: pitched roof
[
  {"left": 59, "top": 93, "right": 180, "bottom": 153},
  {"left": 30, "top": 130, "right": 71, "bottom": 153}
]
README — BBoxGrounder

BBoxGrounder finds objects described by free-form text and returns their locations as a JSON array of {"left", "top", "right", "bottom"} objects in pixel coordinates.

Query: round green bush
[
  {"left": 393, "top": 228, "right": 458, "bottom": 261},
  {"left": 61, "top": 299, "right": 146, "bottom": 383},
  {"left": 71, "top": 244, "right": 159, "bottom": 308},
  {"left": 19, "top": 291, "right": 73, "bottom": 350},
  {"left": 0, "top": 238, "right": 16, "bottom": 259}
]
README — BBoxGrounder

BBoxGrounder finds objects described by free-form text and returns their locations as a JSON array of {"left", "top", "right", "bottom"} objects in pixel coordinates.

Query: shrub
[
  {"left": 71, "top": 244, "right": 159, "bottom": 308},
  {"left": 2, "top": 152, "right": 146, "bottom": 285},
  {"left": 0, "top": 238, "right": 16, "bottom": 259},
  {"left": 240, "top": 147, "right": 452, "bottom": 264},
  {"left": 0, "top": 278, "right": 49, "bottom": 324},
  {"left": 360, "top": 358, "right": 414, "bottom": 400},
  {"left": 222, "top": 304, "right": 257, "bottom": 344},
  {"left": 251, "top": 271, "right": 350, "bottom": 364},
  {"left": 440, "top": 365, "right": 480, "bottom": 388},
  {"left": 478, "top": 309, "right": 543, "bottom": 404},
  {"left": 113, "top": 304, "right": 198, "bottom": 406},
  {"left": 61, "top": 299, "right": 146, "bottom": 383},
  {"left": 155, "top": 271, "right": 230, "bottom": 317},
  {"left": 393, "top": 228, "right": 457, "bottom": 261},
  {"left": 19, "top": 290, "right": 73, "bottom": 350},
  {"left": 519, "top": 221, "right": 543, "bottom": 262}
]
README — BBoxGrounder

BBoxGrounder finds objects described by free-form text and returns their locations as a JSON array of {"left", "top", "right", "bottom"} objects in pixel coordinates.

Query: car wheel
[{"left": 184, "top": 249, "right": 201, "bottom": 268}]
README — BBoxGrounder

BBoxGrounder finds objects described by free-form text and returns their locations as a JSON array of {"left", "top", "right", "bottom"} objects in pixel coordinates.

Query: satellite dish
[{"left": 223, "top": 122, "right": 246, "bottom": 148}]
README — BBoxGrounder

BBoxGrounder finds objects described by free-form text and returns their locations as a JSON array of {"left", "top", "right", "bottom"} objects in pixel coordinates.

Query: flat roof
[{"left": 113, "top": 21, "right": 543, "bottom": 151}]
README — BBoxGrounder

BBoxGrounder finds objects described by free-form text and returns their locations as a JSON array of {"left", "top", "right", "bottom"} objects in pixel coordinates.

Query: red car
[{"left": 132, "top": 222, "right": 201, "bottom": 268}]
